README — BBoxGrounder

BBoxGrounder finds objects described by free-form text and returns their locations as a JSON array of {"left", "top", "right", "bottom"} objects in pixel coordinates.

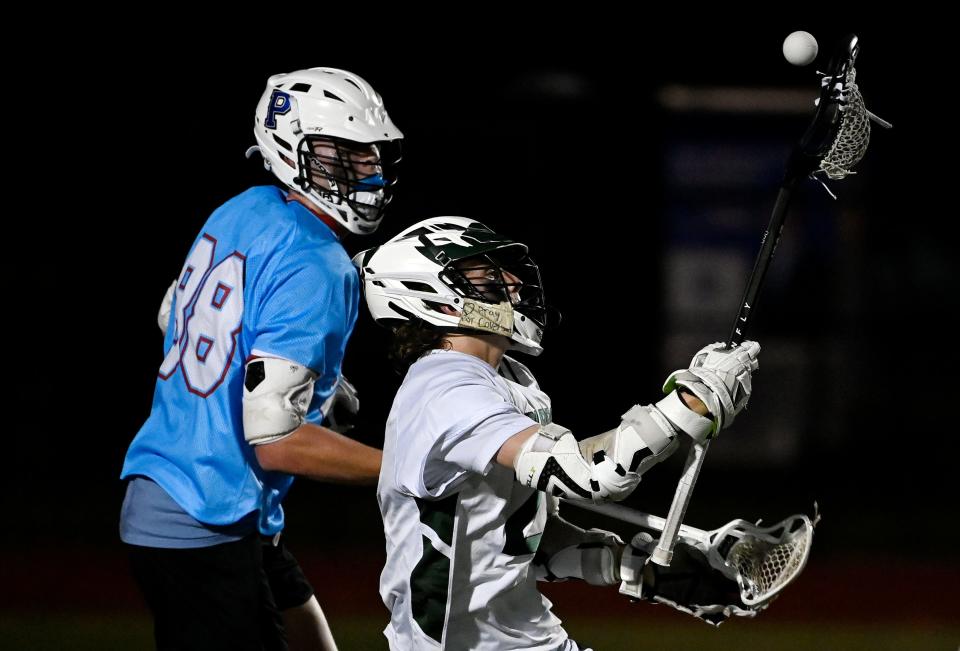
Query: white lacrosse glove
[
  {"left": 618, "top": 531, "right": 760, "bottom": 626},
  {"left": 320, "top": 376, "right": 360, "bottom": 434},
  {"left": 663, "top": 340, "right": 760, "bottom": 442}
]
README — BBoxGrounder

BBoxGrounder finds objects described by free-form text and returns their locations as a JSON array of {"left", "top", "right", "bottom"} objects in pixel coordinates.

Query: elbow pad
[
  {"left": 242, "top": 357, "right": 317, "bottom": 445},
  {"left": 514, "top": 404, "right": 684, "bottom": 503},
  {"left": 514, "top": 423, "right": 601, "bottom": 501}
]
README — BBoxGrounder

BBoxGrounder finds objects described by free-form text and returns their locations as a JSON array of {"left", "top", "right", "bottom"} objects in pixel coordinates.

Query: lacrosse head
[
  {"left": 815, "top": 36, "right": 870, "bottom": 180},
  {"left": 703, "top": 513, "right": 814, "bottom": 607},
  {"left": 792, "top": 34, "right": 887, "bottom": 183}
]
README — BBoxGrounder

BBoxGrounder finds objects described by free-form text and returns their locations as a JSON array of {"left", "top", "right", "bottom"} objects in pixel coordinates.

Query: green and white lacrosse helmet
[{"left": 354, "top": 217, "right": 549, "bottom": 355}]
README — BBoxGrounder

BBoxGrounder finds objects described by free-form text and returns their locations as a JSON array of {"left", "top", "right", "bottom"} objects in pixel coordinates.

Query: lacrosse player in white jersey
[{"left": 355, "top": 217, "right": 762, "bottom": 650}]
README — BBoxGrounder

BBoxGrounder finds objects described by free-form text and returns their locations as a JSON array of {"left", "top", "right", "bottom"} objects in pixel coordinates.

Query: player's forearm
[
  {"left": 498, "top": 395, "right": 707, "bottom": 471},
  {"left": 255, "top": 423, "right": 382, "bottom": 483}
]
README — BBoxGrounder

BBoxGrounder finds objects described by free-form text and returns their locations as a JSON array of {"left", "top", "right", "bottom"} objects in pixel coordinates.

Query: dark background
[{"left": 6, "top": 16, "right": 957, "bottom": 649}]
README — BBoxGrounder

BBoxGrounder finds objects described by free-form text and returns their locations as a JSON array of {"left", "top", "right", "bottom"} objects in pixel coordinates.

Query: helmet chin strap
[
  {"left": 284, "top": 189, "right": 350, "bottom": 239},
  {"left": 298, "top": 163, "right": 340, "bottom": 201},
  {"left": 458, "top": 299, "right": 514, "bottom": 337}
]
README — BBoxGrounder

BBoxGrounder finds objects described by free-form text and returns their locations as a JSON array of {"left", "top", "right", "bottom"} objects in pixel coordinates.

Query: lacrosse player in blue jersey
[{"left": 119, "top": 67, "right": 402, "bottom": 651}]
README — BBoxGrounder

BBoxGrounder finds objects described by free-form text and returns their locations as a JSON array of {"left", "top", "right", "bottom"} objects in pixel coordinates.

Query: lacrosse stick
[
  {"left": 650, "top": 34, "right": 890, "bottom": 567},
  {"left": 565, "top": 499, "right": 815, "bottom": 608}
]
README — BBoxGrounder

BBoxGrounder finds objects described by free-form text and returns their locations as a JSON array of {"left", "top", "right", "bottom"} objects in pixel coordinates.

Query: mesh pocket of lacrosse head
[
  {"left": 819, "top": 67, "right": 871, "bottom": 180},
  {"left": 725, "top": 515, "right": 813, "bottom": 607}
]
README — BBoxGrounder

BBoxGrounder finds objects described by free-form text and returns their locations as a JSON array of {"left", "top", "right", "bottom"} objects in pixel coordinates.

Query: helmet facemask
[
  {"left": 296, "top": 135, "right": 401, "bottom": 231},
  {"left": 440, "top": 249, "right": 549, "bottom": 338}
]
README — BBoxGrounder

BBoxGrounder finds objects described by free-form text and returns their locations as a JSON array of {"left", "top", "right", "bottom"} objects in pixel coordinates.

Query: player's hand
[
  {"left": 619, "top": 531, "right": 759, "bottom": 626},
  {"left": 663, "top": 340, "right": 760, "bottom": 437}
]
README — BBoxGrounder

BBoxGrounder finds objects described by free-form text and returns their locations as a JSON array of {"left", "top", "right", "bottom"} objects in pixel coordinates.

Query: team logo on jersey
[{"left": 264, "top": 90, "right": 292, "bottom": 129}]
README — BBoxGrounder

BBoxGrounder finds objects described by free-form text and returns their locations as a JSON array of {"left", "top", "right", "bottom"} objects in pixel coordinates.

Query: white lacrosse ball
[{"left": 783, "top": 31, "right": 818, "bottom": 66}]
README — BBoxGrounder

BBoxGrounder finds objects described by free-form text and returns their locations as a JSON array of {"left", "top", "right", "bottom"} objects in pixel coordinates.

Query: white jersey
[{"left": 379, "top": 350, "right": 569, "bottom": 650}]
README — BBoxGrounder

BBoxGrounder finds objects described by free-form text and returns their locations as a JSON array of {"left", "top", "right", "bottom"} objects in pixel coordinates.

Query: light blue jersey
[{"left": 121, "top": 186, "right": 359, "bottom": 536}]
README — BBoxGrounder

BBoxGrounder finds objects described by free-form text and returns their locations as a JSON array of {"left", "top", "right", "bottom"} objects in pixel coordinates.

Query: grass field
[
  {"left": 2, "top": 613, "right": 957, "bottom": 651},
  {"left": 5, "top": 545, "right": 957, "bottom": 650}
]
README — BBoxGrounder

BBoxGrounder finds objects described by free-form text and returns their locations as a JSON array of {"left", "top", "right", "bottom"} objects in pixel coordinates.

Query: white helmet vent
[
  {"left": 400, "top": 281, "right": 438, "bottom": 294},
  {"left": 272, "top": 134, "right": 293, "bottom": 152}
]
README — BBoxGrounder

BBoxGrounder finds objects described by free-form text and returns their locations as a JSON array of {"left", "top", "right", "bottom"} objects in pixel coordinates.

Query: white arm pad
[
  {"left": 617, "top": 404, "right": 677, "bottom": 466},
  {"left": 577, "top": 405, "right": 680, "bottom": 501},
  {"left": 242, "top": 357, "right": 318, "bottom": 445},
  {"left": 534, "top": 512, "right": 623, "bottom": 586},
  {"left": 536, "top": 536, "right": 622, "bottom": 586},
  {"left": 515, "top": 404, "right": 681, "bottom": 503},
  {"left": 652, "top": 391, "right": 715, "bottom": 444}
]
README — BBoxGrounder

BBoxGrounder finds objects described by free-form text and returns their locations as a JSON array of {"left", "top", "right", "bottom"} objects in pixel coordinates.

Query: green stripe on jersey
[
  {"left": 410, "top": 534, "right": 451, "bottom": 644},
  {"left": 411, "top": 495, "right": 458, "bottom": 642},
  {"left": 503, "top": 491, "right": 542, "bottom": 556}
]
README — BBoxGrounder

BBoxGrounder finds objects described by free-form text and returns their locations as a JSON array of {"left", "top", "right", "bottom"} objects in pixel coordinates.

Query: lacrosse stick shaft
[
  {"left": 653, "top": 182, "right": 797, "bottom": 567},
  {"left": 634, "top": 33, "right": 867, "bottom": 569},
  {"left": 560, "top": 498, "right": 709, "bottom": 546},
  {"left": 651, "top": 34, "right": 869, "bottom": 569},
  {"left": 728, "top": 185, "right": 794, "bottom": 346}
]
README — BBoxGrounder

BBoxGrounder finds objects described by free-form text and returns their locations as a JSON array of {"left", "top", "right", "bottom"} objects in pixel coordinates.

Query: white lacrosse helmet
[
  {"left": 250, "top": 67, "right": 403, "bottom": 235},
  {"left": 354, "top": 217, "right": 550, "bottom": 356}
]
